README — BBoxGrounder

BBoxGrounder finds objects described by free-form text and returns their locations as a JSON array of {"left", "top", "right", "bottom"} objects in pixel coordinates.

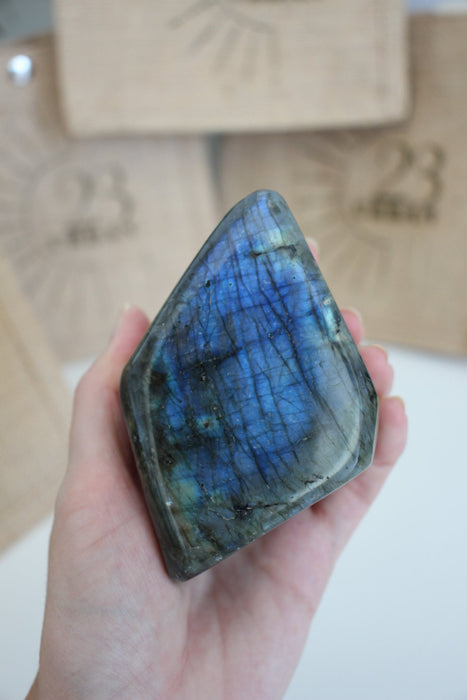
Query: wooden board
[
  {"left": 0, "top": 36, "right": 218, "bottom": 360},
  {"left": 218, "top": 15, "right": 467, "bottom": 355},
  {"left": 0, "top": 254, "right": 71, "bottom": 552},
  {"left": 52, "top": 0, "right": 409, "bottom": 135}
]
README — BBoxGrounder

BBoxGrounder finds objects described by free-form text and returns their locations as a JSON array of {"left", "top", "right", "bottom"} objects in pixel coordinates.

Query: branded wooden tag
[
  {"left": 219, "top": 15, "right": 467, "bottom": 355},
  {"left": 0, "top": 36, "right": 217, "bottom": 360},
  {"left": 0, "top": 254, "right": 70, "bottom": 552},
  {"left": 52, "top": 0, "right": 408, "bottom": 135}
]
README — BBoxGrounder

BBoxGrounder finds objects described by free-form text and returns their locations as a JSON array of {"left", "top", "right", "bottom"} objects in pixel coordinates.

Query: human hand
[{"left": 28, "top": 282, "right": 407, "bottom": 700}]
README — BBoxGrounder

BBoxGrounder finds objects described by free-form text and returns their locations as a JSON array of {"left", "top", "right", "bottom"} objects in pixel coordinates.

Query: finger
[
  {"left": 360, "top": 344, "right": 394, "bottom": 397},
  {"left": 305, "top": 239, "right": 365, "bottom": 348},
  {"left": 95, "top": 304, "right": 150, "bottom": 390},
  {"left": 341, "top": 308, "right": 365, "bottom": 346},
  {"left": 306, "top": 237, "right": 320, "bottom": 262},
  {"left": 67, "top": 305, "right": 150, "bottom": 482},
  {"left": 372, "top": 396, "right": 408, "bottom": 469},
  {"left": 342, "top": 395, "right": 408, "bottom": 509},
  {"left": 312, "top": 395, "right": 407, "bottom": 553}
]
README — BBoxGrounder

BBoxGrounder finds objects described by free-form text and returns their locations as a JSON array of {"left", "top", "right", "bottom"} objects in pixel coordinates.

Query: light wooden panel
[
  {"left": 0, "top": 36, "right": 217, "bottom": 360},
  {"left": 0, "top": 254, "right": 71, "bottom": 552},
  {"left": 52, "top": 0, "right": 408, "bottom": 135},
  {"left": 219, "top": 15, "right": 467, "bottom": 355}
]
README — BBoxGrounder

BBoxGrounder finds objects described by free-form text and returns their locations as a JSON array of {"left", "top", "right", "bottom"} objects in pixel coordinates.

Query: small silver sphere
[{"left": 6, "top": 54, "right": 34, "bottom": 86}]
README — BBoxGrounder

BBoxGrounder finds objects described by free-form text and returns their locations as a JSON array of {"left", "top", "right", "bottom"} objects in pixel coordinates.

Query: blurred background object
[
  {"left": 0, "top": 36, "right": 217, "bottom": 360},
  {"left": 53, "top": 0, "right": 408, "bottom": 134},
  {"left": 0, "top": 0, "right": 466, "bottom": 698},
  {"left": 0, "top": 253, "right": 69, "bottom": 552},
  {"left": 0, "top": 0, "right": 51, "bottom": 41},
  {"left": 218, "top": 15, "right": 467, "bottom": 354}
]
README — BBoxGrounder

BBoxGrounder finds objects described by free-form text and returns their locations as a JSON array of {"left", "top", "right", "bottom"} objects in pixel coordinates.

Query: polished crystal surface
[{"left": 121, "top": 190, "right": 378, "bottom": 580}]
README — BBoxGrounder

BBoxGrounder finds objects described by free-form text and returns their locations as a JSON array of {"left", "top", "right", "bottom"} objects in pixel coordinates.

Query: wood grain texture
[
  {"left": 52, "top": 0, "right": 409, "bottom": 135},
  {"left": 0, "top": 36, "right": 217, "bottom": 360},
  {"left": 0, "top": 254, "right": 71, "bottom": 552},
  {"left": 218, "top": 15, "right": 467, "bottom": 355}
]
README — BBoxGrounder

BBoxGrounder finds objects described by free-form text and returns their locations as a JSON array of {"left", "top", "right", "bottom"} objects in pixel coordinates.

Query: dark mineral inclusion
[{"left": 121, "top": 190, "right": 378, "bottom": 580}]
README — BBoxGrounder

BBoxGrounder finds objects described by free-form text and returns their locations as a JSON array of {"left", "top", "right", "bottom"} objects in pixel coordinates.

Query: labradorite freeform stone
[{"left": 120, "top": 191, "right": 378, "bottom": 580}]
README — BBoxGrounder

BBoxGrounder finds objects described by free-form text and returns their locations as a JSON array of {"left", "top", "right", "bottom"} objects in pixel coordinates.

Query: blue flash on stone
[{"left": 120, "top": 190, "right": 378, "bottom": 580}]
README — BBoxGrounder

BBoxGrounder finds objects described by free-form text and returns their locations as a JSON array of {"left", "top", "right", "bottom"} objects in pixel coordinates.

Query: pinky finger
[{"left": 342, "top": 396, "right": 408, "bottom": 510}]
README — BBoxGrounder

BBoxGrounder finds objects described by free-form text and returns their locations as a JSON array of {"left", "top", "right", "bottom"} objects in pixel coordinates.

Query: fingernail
[
  {"left": 373, "top": 343, "right": 389, "bottom": 360},
  {"left": 110, "top": 303, "right": 133, "bottom": 343},
  {"left": 393, "top": 396, "right": 407, "bottom": 414},
  {"left": 306, "top": 237, "right": 320, "bottom": 256}
]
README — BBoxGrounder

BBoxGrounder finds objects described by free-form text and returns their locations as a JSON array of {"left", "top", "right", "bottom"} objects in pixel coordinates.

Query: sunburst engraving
[
  {"left": 170, "top": 0, "right": 321, "bottom": 79},
  {"left": 291, "top": 132, "right": 446, "bottom": 296},
  {"left": 0, "top": 115, "right": 139, "bottom": 358},
  {"left": 0, "top": 33, "right": 216, "bottom": 362}
]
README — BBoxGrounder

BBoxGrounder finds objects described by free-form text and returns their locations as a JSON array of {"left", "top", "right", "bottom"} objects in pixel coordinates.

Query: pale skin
[{"left": 27, "top": 247, "right": 408, "bottom": 700}]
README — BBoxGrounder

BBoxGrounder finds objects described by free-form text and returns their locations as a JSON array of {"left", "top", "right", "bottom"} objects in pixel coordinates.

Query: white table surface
[{"left": 1, "top": 344, "right": 466, "bottom": 699}]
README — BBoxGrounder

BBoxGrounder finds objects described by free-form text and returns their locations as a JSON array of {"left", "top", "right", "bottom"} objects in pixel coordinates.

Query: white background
[{"left": 1, "top": 1, "right": 467, "bottom": 698}]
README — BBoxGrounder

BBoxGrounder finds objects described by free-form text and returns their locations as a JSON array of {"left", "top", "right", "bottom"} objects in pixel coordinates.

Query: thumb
[{"left": 65, "top": 305, "right": 150, "bottom": 491}]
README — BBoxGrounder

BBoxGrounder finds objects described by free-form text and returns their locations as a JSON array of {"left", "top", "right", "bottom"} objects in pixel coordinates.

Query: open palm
[{"left": 30, "top": 301, "right": 407, "bottom": 700}]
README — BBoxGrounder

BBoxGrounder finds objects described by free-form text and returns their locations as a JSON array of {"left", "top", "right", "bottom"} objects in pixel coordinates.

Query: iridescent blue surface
[{"left": 121, "top": 191, "right": 378, "bottom": 580}]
